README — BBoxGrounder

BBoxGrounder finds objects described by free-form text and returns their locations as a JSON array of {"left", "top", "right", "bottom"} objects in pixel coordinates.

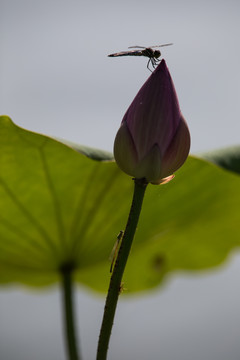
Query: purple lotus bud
[{"left": 113, "top": 59, "right": 190, "bottom": 185}]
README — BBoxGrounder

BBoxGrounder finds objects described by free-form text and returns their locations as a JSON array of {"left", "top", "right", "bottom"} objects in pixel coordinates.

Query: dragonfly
[{"left": 108, "top": 43, "right": 173, "bottom": 71}]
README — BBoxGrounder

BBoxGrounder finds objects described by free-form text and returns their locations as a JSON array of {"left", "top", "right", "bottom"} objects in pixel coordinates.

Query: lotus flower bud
[{"left": 113, "top": 59, "right": 190, "bottom": 184}]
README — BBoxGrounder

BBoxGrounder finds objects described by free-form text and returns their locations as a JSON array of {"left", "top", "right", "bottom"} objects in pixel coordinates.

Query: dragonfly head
[{"left": 153, "top": 50, "right": 161, "bottom": 59}]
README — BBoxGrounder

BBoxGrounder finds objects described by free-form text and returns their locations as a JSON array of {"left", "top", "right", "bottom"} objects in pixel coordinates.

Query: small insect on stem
[
  {"left": 109, "top": 230, "right": 124, "bottom": 273},
  {"left": 119, "top": 282, "right": 126, "bottom": 294}
]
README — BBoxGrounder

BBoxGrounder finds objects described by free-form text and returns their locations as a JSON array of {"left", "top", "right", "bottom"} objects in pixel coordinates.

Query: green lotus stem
[
  {"left": 96, "top": 178, "right": 148, "bottom": 360},
  {"left": 61, "top": 264, "right": 81, "bottom": 360}
]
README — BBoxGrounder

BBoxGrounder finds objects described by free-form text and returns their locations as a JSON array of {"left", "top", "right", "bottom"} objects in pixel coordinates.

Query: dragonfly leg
[
  {"left": 147, "top": 58, "right": 153, "bottom": 72},
  {"left": 150, "top": 57, "right": 157, "bottom": 70},
  {"left": 151, "top": 57, "right": 160, "bottom": 69}
]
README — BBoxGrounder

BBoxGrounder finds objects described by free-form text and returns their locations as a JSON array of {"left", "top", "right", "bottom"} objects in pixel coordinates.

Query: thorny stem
[{"left": 96, "top": 178, "right": 148, "bottom": 360}]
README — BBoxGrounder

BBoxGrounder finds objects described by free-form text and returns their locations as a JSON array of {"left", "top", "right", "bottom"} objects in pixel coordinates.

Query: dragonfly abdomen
[{"left": 108, "top": 51, "right": 145, "bottom": 57}]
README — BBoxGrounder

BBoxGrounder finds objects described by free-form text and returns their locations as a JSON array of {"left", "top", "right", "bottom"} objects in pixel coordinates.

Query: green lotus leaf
[
  {"left": 56, "top": 138, "right": 114, "bottom": 161},
  {"left": 201, "top": 146, "right": 240, "bottom": 175},
  {"left": 0, "top": 115, "right": 239, "bottom": 293}
]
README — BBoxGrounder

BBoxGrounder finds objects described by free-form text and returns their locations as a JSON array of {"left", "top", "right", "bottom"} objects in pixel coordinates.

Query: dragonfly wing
[
  {"left": 150, "top": 43, "right": 173, "bottom": 48},
  {"left": 128, "top": 45, "right": 146, "bottom": 49}
]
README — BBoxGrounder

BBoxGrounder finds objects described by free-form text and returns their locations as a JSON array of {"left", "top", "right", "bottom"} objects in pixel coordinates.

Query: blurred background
[{"left": 1, "top": 0, "right": 240, "bottom": 359}]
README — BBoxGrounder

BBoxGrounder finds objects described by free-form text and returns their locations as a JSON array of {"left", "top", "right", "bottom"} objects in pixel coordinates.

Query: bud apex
[{"left": 114, "top": 60, "right": 190, "bottom": 184}]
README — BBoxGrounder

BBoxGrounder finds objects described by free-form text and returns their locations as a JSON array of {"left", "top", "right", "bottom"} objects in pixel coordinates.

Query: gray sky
[{"left": 1, "top": 0, "right": 240, "bottom": 359}]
